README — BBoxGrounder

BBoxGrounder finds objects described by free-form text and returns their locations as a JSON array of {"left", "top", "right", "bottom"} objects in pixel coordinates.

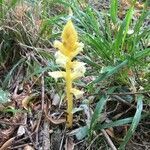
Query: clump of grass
[
  {"left": 69, "top": 0, "right": 150, "bottom": 86},
  {"left": 0, "top": 0, "right": 62, "bottom": 89}
]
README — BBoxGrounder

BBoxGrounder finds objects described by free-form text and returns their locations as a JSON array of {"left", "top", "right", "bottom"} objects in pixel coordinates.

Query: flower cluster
[{"left": 49, "top": 19, "right": 86, "bottom": 127}]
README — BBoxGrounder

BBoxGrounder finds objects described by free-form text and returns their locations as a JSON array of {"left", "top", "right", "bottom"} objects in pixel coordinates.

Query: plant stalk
[{"left": 66, "top": 59, "right": 73, "bottom": 127}]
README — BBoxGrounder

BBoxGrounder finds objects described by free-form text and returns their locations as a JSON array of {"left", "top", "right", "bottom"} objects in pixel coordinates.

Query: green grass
[{"left": 0, "top": 0, "right": 60, "bottom": 88}]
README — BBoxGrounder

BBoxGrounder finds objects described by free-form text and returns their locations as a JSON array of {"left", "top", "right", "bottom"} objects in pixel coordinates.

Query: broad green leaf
[
  {"left": 119, "top": 95, "right": 143, "bottom": 149},
  {"left": 89, "top": 94, "right": 108, "bottom": 136},
  {"left": 75, "top": 126, "right": 88, "bottom": 140},
  {"left": 95, "top": 117, "right": 133, "bottom": 130}
]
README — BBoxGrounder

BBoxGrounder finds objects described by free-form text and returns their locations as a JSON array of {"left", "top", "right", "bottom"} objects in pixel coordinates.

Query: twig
[
  {"left": 112, "top": 95, "right": 147, "bottom": 112},
  {"left": 86, "top": 133, "right": 103, "bottom": 150},
  {"left": 35, "top": 127, "right": 39, "bottom": 149},
  {"left": 14, "top": 133, "right": 35, "bottom": 144},
  {"left": 108, "top": 91, "right": 150, "bottom": 96},
  {"left": 59, "top": 128, "right": 66, "bottom": 150},
  {"left": 30, "top": 74, "right": 42, "bottom": 90},
  {"left": 25, "top": 127, "right": 37, "bottom": 149},
  {"left": 35, "top": 112, "right": 42, "bottom": 133},
  {"left": 9, "top": 143, "right": 32, "bottom": 149},
  {"left": 41, "top": 74, "right": 51, "bottom": 150},
  {"left": 87, "top": 91, "right": 150, "bottom": 97},
  {"left": 101, "top": 129, "right": 117, "bottom": 150},
  {"left": 43, "top": 120, "right": 51, "bottom": 150},
  {"left": 0, "top": 120, "right": 25, "bottom": 126},
  {"left": 112, "top": 95, "right": 135, "bottom": 108},
  {"left": 41, "top": 74, "right": 45, "bottom": 112},
  {"left": 74, "top": 139, "right": 85, "bottom": 147},
  {"left": 0, "top": 137, "right": 15, "bottom": 150},
  {"left": 35, "top": 74, "right": 45, "bottom": 148}
]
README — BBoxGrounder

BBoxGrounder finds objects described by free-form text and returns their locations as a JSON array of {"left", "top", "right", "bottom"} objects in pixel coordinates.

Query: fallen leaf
[
  {"left": 69, "top": 126, "right": 88, "bottom": 140},
  {"left": 106, "top": 128, "right": 115, "bottom": 138},
  {"left": 24, "top": 145, "right": 34, "bottom": 150},
  {"left": 17, "top": 125, "right": 25, "bottom": 136},
  {"left": 0, "top": 137, "right": 15, "bottom": 150},
  {"left": 45, "top": 113, "right": 65, "bottom": 124},
  {"left": 44, "top": 99, "right": 65, "bottom": 125},
  {"left": 65, "top": 137, "right": 75, "bottom": 150},
  {"left": 52, "top": 93, "right": 61, "bottom": 106},
  {"left": 22, "top": 93, "right": 38, "bottom": 110}
]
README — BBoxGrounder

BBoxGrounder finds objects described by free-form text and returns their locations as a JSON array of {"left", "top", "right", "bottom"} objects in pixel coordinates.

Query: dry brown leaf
[
  {"left": 52, "top": 93, "right": 61, "bottom": 106},
  {"left": 0, "top": 127, "right": 15, "bottom": 147},
  {"left": 17, "top": 125, "right": 25, "bottom": 136},
  {"left": 0, "top": 137, "right": 15, "bottom": 150},
  {"left": 65, "top": 137, "right": 75, "bottom": 150},
  {"left": 44, "top": 99, "right": 66, "bottom": 124},
  {"left": 14, "top": 4, "right": 30, "bottom": 21},
  {"left": 22, "top": 94, "right": 38, "bottom": 110},
  {"left": 106, "top": 128, "right": 115, "bottom": 138},
  {"left": 119, "top": 0, "right": 144, "bottom": 19},
  {"left": 121, "top": 0, "right": 144, "bottom": 9},
  {"left": 45, "top": 113, "right": 66, "bottom": 124},
  {"left": 22, "top": 95, "right": 31, "bottom": 110},
  {"left": 24, "top": 145, "right": 34, "bottom": 150}
]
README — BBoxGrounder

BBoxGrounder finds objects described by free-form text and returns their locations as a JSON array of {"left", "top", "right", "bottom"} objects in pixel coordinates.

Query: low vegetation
[{"left": 0, "top": 0, "right": 149, "bottom": 149}]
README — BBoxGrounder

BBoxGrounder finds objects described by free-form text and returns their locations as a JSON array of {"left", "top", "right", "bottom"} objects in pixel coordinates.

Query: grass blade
[
  {"left": 110, "top": 0, "right": 118, "bottom": 24},
  {"left": 114, "top": 6, "right": 134, "bottom": 55},
  {"left": 92, "top": 60, "right": 128, "bottom": 84},
  {"left": 89, "top": 88, "right": 116, "bottom": 136},
  {"left": 3, "top": 58, "right": 25, "bottom": 89},
  {"left": 119, "top": 95, "right": 143, "bottom": 149},
  {"left": 89, "top": 94, "right": 108, "bottom": 136},
  {"left": 96, "top": 117, "right": 133, "bottom": 130}
]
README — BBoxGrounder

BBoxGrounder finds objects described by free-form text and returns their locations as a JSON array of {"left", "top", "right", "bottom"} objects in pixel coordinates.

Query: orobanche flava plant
[{"left": 49, "top": 19, "right": 86, "bottom": 127}]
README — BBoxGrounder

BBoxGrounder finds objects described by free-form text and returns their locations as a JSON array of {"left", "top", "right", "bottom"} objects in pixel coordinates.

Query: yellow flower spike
[
  {"left": 49, "top": 18, "right": 86, "bottom": 128},
  {"left": 61, "top": 20, "right": 78, "bottom": 53},
  {"left": 54, "top": 20, "right": 84, "bottom": 58}
]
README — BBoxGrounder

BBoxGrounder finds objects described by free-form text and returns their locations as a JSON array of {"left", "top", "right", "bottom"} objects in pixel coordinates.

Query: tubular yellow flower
[
  {"left": 49, "top": 19, "right": 86, "bottom": 128},
  {"left": 55, "top": 51, "right": 68, "bottom": 68},
  {"left": 71, "top": 88, "right": 84, "bottom": 99},
  {"left": 48, "top": 71, "right": 66, "bottom": 80}
]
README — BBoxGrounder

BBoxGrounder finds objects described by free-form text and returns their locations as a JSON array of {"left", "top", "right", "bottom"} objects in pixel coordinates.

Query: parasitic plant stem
[
  {"left": 48, "top": 19, "right": 86, "bottom": 128},
  {"left": 66, "top": 59, "right": 73, "bottom": 127}
]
